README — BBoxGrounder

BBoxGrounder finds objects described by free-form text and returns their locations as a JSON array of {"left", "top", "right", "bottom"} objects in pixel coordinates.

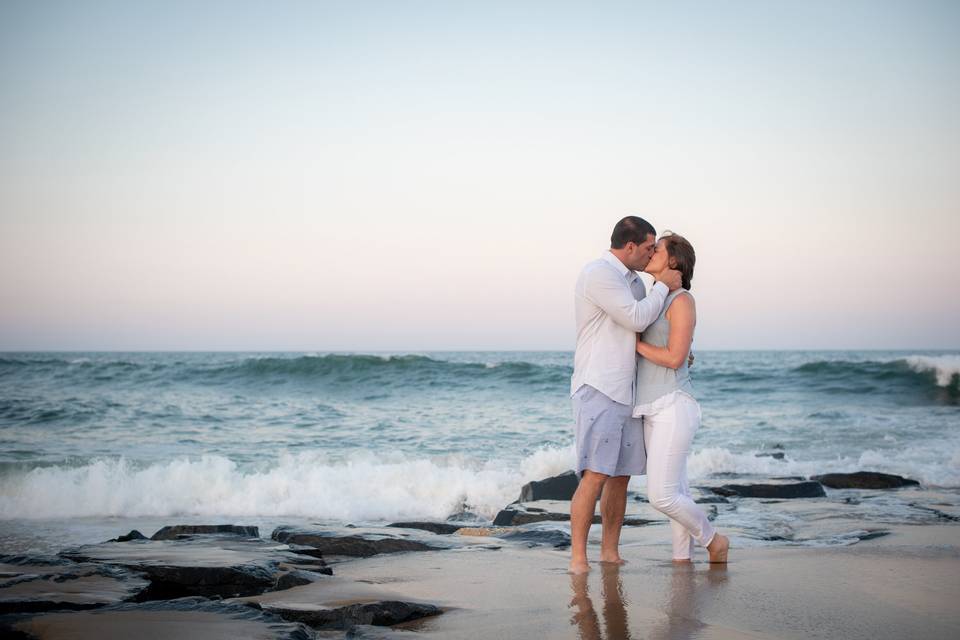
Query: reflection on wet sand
[
  {"left": 649, "top": 563, "right": 729, "bottom": 640},
  {"left": 569, "top": 563, "right": 729, "bottom": 640},
  {"left": 569, "top": 563, "right": 630, "bottom": 640}
]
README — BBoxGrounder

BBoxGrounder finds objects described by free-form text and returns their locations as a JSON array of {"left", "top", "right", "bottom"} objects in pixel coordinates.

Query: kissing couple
[{"left": 568, "top": 216, "right": 730, "bottom": 574}]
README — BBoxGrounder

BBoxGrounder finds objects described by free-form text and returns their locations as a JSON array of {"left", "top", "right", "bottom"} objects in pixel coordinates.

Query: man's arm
[{"left": 585, "top": 267, "right": 671, "bottom": 332}]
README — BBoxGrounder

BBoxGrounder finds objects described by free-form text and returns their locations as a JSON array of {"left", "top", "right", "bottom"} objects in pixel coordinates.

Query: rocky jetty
[
  {"left": 810, "top": 471, "right": 920, "bottom": 489},
  {"left": 386, "top": 521, "right": 463, "bottom": 535},
  {"left": 109, "top": 530, "right": 148, "bottom": 542},
  {"left": 498, "top": 526, "right": 572, "bottom": 548},
  {"left": 0, "top": 556, "right": 149, "bottom": 614},
  {"left": 259, "top": 599, "right": 443, "bottom": 629},
  {"left": 271, "top": 526, "right": 451, "bottom": 558},
  {"left": 59, "top": 529, "right": 330, "bottom": 600},
  {"left": 1, "top": 522, "right": 449, "bottom": 636},
  {"left": 150, "top": 524, "right": 260, "bottom": 540},
  {"left": 518, "top": 470, "right": 580, "bottom": 501},
  {"left": 711, "top": 481, "right": 827, "bottom": 499}
]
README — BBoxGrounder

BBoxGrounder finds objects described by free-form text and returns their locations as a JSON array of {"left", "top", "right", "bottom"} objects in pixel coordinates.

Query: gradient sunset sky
[{"left": 1, "top": 1, "right": 958, "bottom": 350}]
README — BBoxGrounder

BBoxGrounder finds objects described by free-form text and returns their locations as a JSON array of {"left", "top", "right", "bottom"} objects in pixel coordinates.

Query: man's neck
[{"left": 608, "top": 248, "right": 631, "bottom": 269}]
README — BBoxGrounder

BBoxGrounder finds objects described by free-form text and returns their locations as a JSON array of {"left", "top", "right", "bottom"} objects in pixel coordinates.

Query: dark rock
[
  {"left": 695, "top": 496, "right": 729, "bottom": 504},
  {"left": 386, "top": 522, "right": 462, "bottom": 535},
  {"left": 519, "top": 470, "right": 580, "bottom": 502},
  {"left": 274, "top": 569, "right": 328, "bottom": 591},
  {"left": 493, "top": 508, "right": 567, "bottom": 526},
  {"left": 0, "top": 596, "right": 313, "bottom": 639},
  {"left": 263, "top": 600, "right": 442, "bottom": 629},
  {"left": 711, "top": 482, "right": 826, "bottom": 499},
  {"left": 271, "top": 526, "right": 445, "bottom": 558},
  {"left": 110, "top": 530, "right": 148, "bottom": 542},
  {"left": 811, "top": 471, "right": 920, "bottom": 489},
  {"left": 59, "top": 535, "right": 328, "bottom": 600},
  {"left": 755, "top": 452, "right": 785, "bottom": 460},
  {"left": 0, "top": 557, "right": 149, "bottom": 614},
  {"left": 857, "top": 530, "right": 891, "bottom": 542},
  {"left": 128, "top": 564, "right": 276, "bottom": 602},
  {"left": 282, "top": 544, "right": 329, "bottom": 563},
  {"left": 151, "top": 524, "right": 259, "bottom": 540},
  {"left": 499, "top": 527, "right": 571, "bottom": 548}
]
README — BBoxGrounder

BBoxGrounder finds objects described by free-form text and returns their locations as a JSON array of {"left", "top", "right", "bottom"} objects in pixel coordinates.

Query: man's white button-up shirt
[{"left": 571, "top": 251, "right": 668, "bottom": 405}]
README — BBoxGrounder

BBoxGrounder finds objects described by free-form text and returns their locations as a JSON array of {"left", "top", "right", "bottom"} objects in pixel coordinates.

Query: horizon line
[{"left": 2, "top": 348, "right": 959, "bottom": 354}]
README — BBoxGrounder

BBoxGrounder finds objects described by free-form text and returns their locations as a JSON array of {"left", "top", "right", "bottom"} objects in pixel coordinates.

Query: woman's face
[{"left": 644, "top": 239, "right": 672, "bottom": 273}]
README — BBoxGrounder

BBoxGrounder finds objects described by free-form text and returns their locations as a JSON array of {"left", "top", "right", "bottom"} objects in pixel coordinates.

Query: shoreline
[
  {"left": 2, "top": 471, "right": 959, "bottom": 639},
  {"left": 3, "top": 520, "right": 957, "bottom": 639}
]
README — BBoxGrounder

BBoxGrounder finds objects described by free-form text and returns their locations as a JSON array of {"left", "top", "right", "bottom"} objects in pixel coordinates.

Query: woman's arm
[{"left": 635, "top": 293, "right": 696, "bottom": 370}]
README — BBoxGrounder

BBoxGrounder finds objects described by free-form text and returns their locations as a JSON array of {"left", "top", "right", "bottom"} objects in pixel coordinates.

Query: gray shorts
[{"left": 572, "top": 385, "right": 646, "bottom": 478}]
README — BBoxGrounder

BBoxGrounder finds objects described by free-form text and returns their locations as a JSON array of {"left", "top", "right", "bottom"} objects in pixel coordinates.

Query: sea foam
[
  {"left": 904, "top": 355, "right": 960, "bottom": 387},
  {"left": 2, "top": 438, "right": 958, "bottom": 522},
  {"left": 0, "top": 446, "right": 578, "bottom": 521}
]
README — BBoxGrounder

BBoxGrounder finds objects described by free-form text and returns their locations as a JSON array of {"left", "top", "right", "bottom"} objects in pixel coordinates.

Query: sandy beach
[
  {"left": 309, "top": 522, "right": 960, "bottom": 639},
  {"left": 3, "top": 478, "right": 959, "bottom": 639}
]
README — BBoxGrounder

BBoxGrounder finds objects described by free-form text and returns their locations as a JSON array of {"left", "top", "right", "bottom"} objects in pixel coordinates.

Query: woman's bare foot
[
  {"left": 671, "top": 558, "right": 693, "bottom": 564},
  {"left": 598, "top": 553, "right": 627, "bottom": 565},
  {"left": 707, "top": 533, "right": 729, "bottom": 564},
  {"left": 568, "top": 561, "right": 591, "bottom": 575}
]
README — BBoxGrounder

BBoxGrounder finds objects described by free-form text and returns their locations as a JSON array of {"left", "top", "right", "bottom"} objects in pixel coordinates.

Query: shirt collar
[{"left": 602, "top": 250, "right": 638, "bottom": 282}]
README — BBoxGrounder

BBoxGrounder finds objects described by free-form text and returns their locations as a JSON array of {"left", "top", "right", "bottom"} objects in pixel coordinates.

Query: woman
[{"left": 633, "top": 231, "right": 729, "bottom": 563}]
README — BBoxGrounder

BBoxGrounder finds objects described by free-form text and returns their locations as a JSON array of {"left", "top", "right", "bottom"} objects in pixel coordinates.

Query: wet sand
[
  {"left": 15, "top": 609, "right": 289, "bottom": 640},
  {"left": 3, "top": 515, "right": 959, "bottom": 638},
  {"left": 268, "top": 522, "right": 960, "bottom": 639}
]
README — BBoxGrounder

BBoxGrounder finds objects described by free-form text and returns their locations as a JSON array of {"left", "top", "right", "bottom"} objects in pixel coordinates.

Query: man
[{"left": 568, "top": 216, "right": 682, "bottom": 574}]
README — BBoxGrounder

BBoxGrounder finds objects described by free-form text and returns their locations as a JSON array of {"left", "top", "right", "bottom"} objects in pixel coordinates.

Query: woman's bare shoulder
[{"left": 666, "top": 290, "right": 696, "bottom": 319}]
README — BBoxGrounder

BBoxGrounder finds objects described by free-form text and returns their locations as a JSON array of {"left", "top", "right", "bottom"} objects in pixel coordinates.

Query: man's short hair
[{"left": 610, "top": 216, "right": 656, "bottom": 249}]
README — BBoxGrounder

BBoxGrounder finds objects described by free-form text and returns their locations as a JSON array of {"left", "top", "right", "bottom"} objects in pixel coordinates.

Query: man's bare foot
[
  {"left": 598, "top": 553, "right": 626, "bottom": 565},
  {"left": 671, "top": 558, "right": 693, "bottom": 564},
  {"left": 707, "top": 533, "right": 729, "bottom": 564},
  {"left": 568, "top": 560, "right": 591, "bottom": 574}
]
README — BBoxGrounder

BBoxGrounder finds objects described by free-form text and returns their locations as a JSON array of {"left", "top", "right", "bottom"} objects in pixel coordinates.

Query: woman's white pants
[{"left": 643, "top": 392, "right": 716, "bottom": 560}]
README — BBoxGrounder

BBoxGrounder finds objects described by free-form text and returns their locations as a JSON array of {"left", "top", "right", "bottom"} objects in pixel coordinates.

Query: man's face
[{"left": 625, "top": 233, "right": 657, "bottom": 271}]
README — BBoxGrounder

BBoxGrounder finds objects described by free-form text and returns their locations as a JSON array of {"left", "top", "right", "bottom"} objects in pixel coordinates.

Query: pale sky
[{"left": 1, "top": 1, "right": 958, "bottom": 351}]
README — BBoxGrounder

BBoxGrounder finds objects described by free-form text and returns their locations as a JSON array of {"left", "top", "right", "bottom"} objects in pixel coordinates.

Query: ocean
[{"left": 1, "top": 350, "right": 958, "bottom": 553}]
